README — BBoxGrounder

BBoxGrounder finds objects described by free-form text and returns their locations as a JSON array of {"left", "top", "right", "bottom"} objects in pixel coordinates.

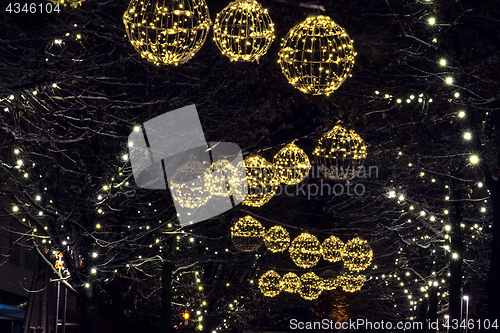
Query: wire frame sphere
[
  {"left": 321, "top": 235, "right": 344, "bottom": 262},
  {"left": 170, "top": 159, "right": 212, "bottom": 208},
  {"left": 264, "top": 225, "right": 290, "bottom": 253},
  {"left": 278, "top": 15, "right": 356, "bottom": 95},
  {"left": 320, "top": 277, "right": 338, "bottom": 291},
  {"left": 342, "top": 237, "right": 373, "bottom": 272},
  {"left": 313, "top": 125, "right": 367, "bottom": 181},
  {"left": 259, "top": 270, "right": 282, "bottom": 297},
  {"left": 123, "top": 0, "right": 212, "bottom": 66},
  {"left": 289, "top": 233, "right": 322, "bottom": 268},
  {"left": 48, "top": 0, "right": 84, "bottom": 8},
  {"left": 204, "top": 159, "right": 234, "bottom": 197},
  {"left": 280, "top": 272, "right": 301, "bottom": 293},
  {"left": 273, "top": 142, "right": 311, "bottom": 185},
  {"left": 242, "top": 155, "right": 278, "bottom": 207},
  {"left": 336, "top": 271, "right": 366, "bottom": 293},
  {"left": 299, "top": 272, "right": 323, "bottom": 300},
  {"left": 231, "top": 216, "right": 266, "bottom": 252},
  {"left": 213, "top": 0, "right": 275, "bottom": 62}
]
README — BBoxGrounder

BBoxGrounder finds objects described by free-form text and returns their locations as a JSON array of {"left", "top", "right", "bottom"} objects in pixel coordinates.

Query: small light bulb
[
  {"left": 470, "top": 155, "right": 479, "bottom": 164},
  {"left": 428, "top": 17, "right": 436, "bottom": 25},
  {"left": 458, "top": 111, "right": 465, "bottom": 118},
  {"left": 446, "top": 77, "right": 453, "bottom": 85},
  {"left": 463, "top": 132, "right": 471, "bottom": 140},
  {"left": 439, "top": 59, "right": 446, "bottom": 66}
]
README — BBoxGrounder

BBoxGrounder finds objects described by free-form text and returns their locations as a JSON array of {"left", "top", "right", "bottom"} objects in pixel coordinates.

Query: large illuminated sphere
[
  {"left": 299, "top": 272, "right": 323, "bottom": 300},
  {"left": 342, "top": 237, "right": 373, "bottom": 272},
  {"left": 242, "top": 155, "right": 278, "bottom": 207},
  {"left": 204, "top": 159, "right": 234, "bottom": 197},
  {"left": 278, "top": 15, "right": 356, "bottom": 95},
  {"left": 273, "top": 142, "right": 311, "bottom": 185},
  {"left": 313, "top": 125, "right": 367, "bottom": 181},
  {"left": 123, "top": 0, "right": 212, "bottom": 66},
  {"left": 321, "top": 235, "right": 344, "bottom": 262},
  {"left": 213, "top": 0, "right": 275, "bottom": 62},
  {"left": 280, "top": 272, "right": 301, "bottom": 293},
  {"left": 230, "top": 216, "right": 265, "bottom": 252},
  {"left": 259, "top": 270, "right": 282, "bottom": 297},
  {"left": 264, "top": 225, "right": 290, "bottom": 253},
  {"left": 289, "top": 233, "right": 322, "bottom": 268},
  {"left": 170, "top": 159, "right": 211, "bottom": 208},
  {"left": 336, "top": 271, "right": 366, "bottom": 292}
]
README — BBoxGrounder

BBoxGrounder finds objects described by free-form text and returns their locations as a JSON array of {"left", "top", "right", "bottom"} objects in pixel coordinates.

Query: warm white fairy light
[
  {"left": 439, "top": 59, "right": 447, "bottom": 66},
  {"left": 445, "top": 77, "right": 453, "bottom": 84},
  {"left": 470, "top": 155, "right": 479, "bottom": 164},
  {"left": 463, "top": 132, "right": 471, "bottom": 140},
  {"left": 458, "top": 111, "right": 465, "bottom": 118},
  {"left": 428, "top": 17, "right": 436, "bottom": 25}
]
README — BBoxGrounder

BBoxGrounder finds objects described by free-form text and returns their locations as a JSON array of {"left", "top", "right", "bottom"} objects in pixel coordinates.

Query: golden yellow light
[
  {"left": 321, "top": 235, "right": 344, "bottom": 262},
  {"left": 258, "top": 270, "right": 282, "bottom": 297},
  {"left": 342, "top": 237, "right": 373, "bottom": 272},
  {"left": 280, "top": 272, "right": 301, "bottom": 293},
  {"left": 213, "top": 0, "right": 274, "bottom": 62},
  {"left": 336, "top": 271, "right": 366, "bottom": 292},
  {"left": 289, "top": 233, "right": 322, "bottom": 268},
  {"left": 264, "top": 225, "right": 290, "bottom": 253},
  {"left": 204, "top": 159, "right": 234, "bottom": 197},
  {"left": 321, "top": 277, "right": 337, "bottom": 291},
  {"left": 242, "top": 155, "right": 278, "bottom": 207},
  {"left": 273, "top": 142, "right": 311, "bottom": 185},
  {"left": 230, "top": 216, "right": 265, "bottom": 252},
  {"left": 313, "top": 125, "right": 367, "bottom": 180},
  {"left": 170, "top": 159, "right": 211, "bottom": 209},
  {"left": 299, "top": 272, "right": 323, "bottom": 300},
  {"left": 47, "top": 0, "right": 84, "bottom": 8},
  {"left": 123, "top": 0, "right": 212, "bottom": 66},
  {"left": 278, "top": 15, "right": 356, "bottom": 95}
]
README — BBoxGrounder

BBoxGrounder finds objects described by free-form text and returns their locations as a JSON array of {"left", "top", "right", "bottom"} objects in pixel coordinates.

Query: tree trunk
[
  {"left": 486, "top": 179, "right": 500, "bottom": 321},
  {"left": 449, "top": 182, "right": 463, "bottom": 333},
  {"left": 80, "top": 283, "right": 97, "bottom": 333},
  {"left": 160, "top": 236, "right": 175, "bottom": 333}
]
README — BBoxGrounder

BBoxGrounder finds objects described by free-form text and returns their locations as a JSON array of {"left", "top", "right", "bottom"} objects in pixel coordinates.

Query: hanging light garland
[
  {"left": 342, "top": 237, "right": 373, "bottom": 272},
  {"left": 298, "top": 272, "right": 323, "bottom": 300},
  {"left": 258, "top": 270, "right": 282, "bottom": 297},
  {"left": 273, "top": 141, "right": 311, "bottom": 185},
  {"left": 321, "top": 235, "right": 344, "bottom": 262},
  {"left": 230, "top": 216, "right": 266, "bottom": 252},
  {"left": 242, "top": 155, "right": 278, "bottom": 207},
  {"left": 47, "top": 0, "right": 84, "bottom": 8},
  {"left": 313, "top": 125, "right": 367, "bottom": 181},
  {"left": 170, "top": 159, "right": 212, "bottom": 209},
  {"left": 264, "top": 225, "right": 290, "bottom": 253},
  {"left": 278, "top": 15, "right": 356, "bottom": 95},
  {"left": 280, "top": 272, "right": 301, "bottom": 293},
  {"left": 336, "top": 270, "right": 366, "bottom": 293},
  {"left": 123, "top": 0, "right": 212, "bottom": 66},
  {"left": 213, "top": 0, "right": 275, "bottom": 62},
  {"left": 289, "top": 233, "right": 322, "bottom": 268}
]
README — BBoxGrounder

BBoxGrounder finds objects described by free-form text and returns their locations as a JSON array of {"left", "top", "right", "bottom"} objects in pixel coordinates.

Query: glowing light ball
[
  {"left": 280, "top": 272, "right": 301, "bottom": 293},
  {"left": 289, "top": 233, "right": 322, "bottom": 268},
  {"left": 273, "top": 142, "right": 311, "bottom": 185},
  {"left": 213, "top": 0, "right": 275, "bottom": 62},
  {"left": 242, "top": 155, "right": 278, "bottom": 207},
  {"left": 230, "top": 216, "right": 265, "bottom": 252},
  {"left": 299, "top": 272, "right": 323, "bottom": 300},
  {"left": 321, "top": 235, "right": 344, "bottom": 262},
  {"left": 342, "top": 237, "right": 373, "bottom": 272},
  {"left": 264, "top": 225, "right": 290, "bottom": 253},
  {"left": 123, "top": 0, "right": 212, "bottom": 65},
  {"left": 259, "top": 270, "right": 282, "bottom": 297},
  {"left": 278, "top": 15, "right": 356, "bottom": 95}
]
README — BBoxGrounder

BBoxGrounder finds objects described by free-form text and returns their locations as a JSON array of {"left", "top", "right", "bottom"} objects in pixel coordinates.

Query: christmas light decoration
[
  {"left": 298, "top": 272, "right": 323, "bottom": 300},
  {"left": 170, "top": 159, "right": 212, "bottom": 209},
  {"left": 204, "top": 159, "right": 234, "bottom": 196},
  {"left": 336, "top": 271, "right": 366, "bottom": 292},
  {"left": 278, "top": 15, "right": 356, "bottom": 95},
  {"left": 230, "top": 216, "right": 265, "bottom": 252},
  {"left": 321, "top": 235, "right": 344, "bottom": 262},
  {"left": 213, "top": 0, "right": 275, "bottom": 62},
  {"left": 123, "top": 0, "right": 212, "bottom": 66},
  {"left": 320, "top": 277, "right": 337, "bottom": 291},
  {"left": 313, "top": 125, "right": 367, "bottom": 180},
  {"left": 242, "top": 155, "right": 278, "bottom": 207},
  {"left": 48, "top": 0, "right": 84, "bottom": 8},
  {"left": 273, "top": 142, "right": 311, "bottom": 185},
  {"left": 342, "top": 237, "right": 373, "bottom": 272},
  {"left": 264, "top": 225, "right": 290, "bottom": 252},
  {"left": 258, "top": 270, "right": 282, "bottom": 297},
  {"left": 280, "top": 272, "right": 301, "bottom": 293},
  {"left": 289, "top": 233, "right": 322, "bottom": 268}
]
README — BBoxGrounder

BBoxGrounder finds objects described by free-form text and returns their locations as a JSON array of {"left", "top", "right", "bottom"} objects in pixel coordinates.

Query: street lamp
[{"left": 463, "top": 296, "right": 470, "bottom": 333}]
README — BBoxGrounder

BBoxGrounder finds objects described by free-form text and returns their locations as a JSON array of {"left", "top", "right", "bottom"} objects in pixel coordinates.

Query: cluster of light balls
[
  {"left": 278, "top": 15, "right": 356, "bottom": 96},
  {"left": 313, "top": 125, "right": 367, "bottom": 181},
  {"left": 258, "top": 269, "right": 367, "bottom": 300},
  {"left": 231, "top": 216, "right": 373, "bottom": 269},
  {"left": 213, "top": 0, "right": 275, "bottom": 62},
  {"left": 123, "top": 0, "right": 212, "bottom": 65}
]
